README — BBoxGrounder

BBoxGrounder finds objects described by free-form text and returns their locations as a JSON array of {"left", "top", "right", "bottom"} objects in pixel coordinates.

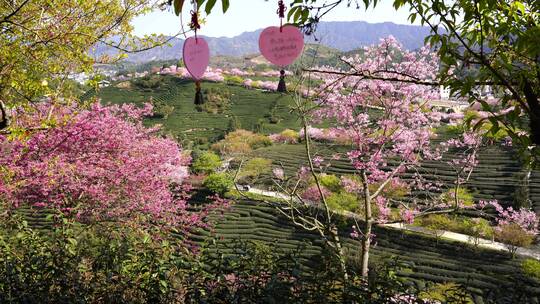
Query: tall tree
[{"left": 0, "top": 0, "right": 179, "bottom": 127}]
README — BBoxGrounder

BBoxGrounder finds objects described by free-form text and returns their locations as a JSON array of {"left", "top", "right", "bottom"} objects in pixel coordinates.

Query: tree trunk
[
  {"left": 360, "top": 170, "right": 372, "bottom": 278},
  {"left": 0, "top": 100, "right": 7, "bottom": 130},
  {"left": 523, "top": 80, "right": 540, "bottom": 145},
  {"left": 330, "top": 225, "right": 349, "bottom": 281}
]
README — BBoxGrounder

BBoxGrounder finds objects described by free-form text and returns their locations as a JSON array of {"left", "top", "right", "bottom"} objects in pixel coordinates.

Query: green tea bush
[
  {"left": 224, "top": 75, "right": 244, "bottom": 85},
  {"left": 238, "top": 157, "right": 272, "bottom": 183},
  {"left": 327, "top": 191, "right": 359, "bottom": 212},
  {"left": 418, "top": 214, "right": 453, "bottom": 241},
  {"left": 318, "top": 174, "right": 342, "bottom": 193},
  {"left": 211, "top": 129, "right": 272, "bottom": 155},
  {"left": 192, "top": 151, "right": 222, "bottom": 174},
  {"left": 461, "top": 218, "right": 494, "bottom": 247},
  {"left": 203, "top": 173, "right": 234, "bottom": 195},
  {"left": 440, "top": 188, "right": 474, "bottom": 207},
  {"left": 200, "top": 87, "right": 231, "bottom": 114},
  {"left": 132, "top": 74, "right": 165, "bottom": 90},
  {"left": 522, "top": 259, "right": 540, "bottom": 281}
]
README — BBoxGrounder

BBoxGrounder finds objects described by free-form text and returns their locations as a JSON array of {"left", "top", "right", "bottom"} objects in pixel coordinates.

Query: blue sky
[{"left": 132, "top": 0, "right": 416, "bottom": 38}]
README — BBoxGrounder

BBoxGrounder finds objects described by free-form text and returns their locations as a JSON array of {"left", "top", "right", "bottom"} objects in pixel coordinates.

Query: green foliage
[
  {"left": 280, "top": 129, "right": 300, "bottom": 143},
  {"left": 440, "top": 187, "right": 474, "bottom": 207},
  {"left": 224, "top": 75, "right": 244, "bottom": 85},
  {"left": 238, "top": 157, "right": 272, "bottom": 183},
  {"left": 418, "top": 214, "right": 452, "bottom": 241},
  {"left": 0, "top": 0, "right": 157, "bottom": 111},
  {"left": 317, "top": 174, "right": 342, "bottom": 193},
  {"left": 211, "top": 129, "right": 272, "bottom": 155},
  {"left": 0, "top": 215, "right": 184, "bottom": 303},
  {"left": 203, "top": 173, "right": 234, "bottom": 195},
  {"left": 198, "top": 87, "right": 231, "bottom": 114},
  {"left": 133, "top": 75, "right": 165, "bottom": 91},
  {"left": 420, "top": 282, "right": 474, "bottom": 303},
  {"left": 326, "top": 191, "right": 358, "bottom": 212},
  {"left": 192, "top": 151, "right": 222, "bottom": 174},
  {"left": 522, "top": 259, "right": 540, "bottom": 281},
  {"left": 148, "top": 96, "right": 175, "bottom": 119},
  {"left": 461, "top": 218, "right": 494, "bottom": 247},
  {"left": 420, "top": 214, "right": 453, "bottom": 231},
  {"left": 368, "top": 180, "right": 409, "bottom": 200},
  {"left": 227, "top": 115, "right": 241, "bottom": 132}
]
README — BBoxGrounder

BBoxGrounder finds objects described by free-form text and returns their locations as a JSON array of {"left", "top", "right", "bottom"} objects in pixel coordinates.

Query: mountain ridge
[{"left": 96, "top": 21, "right": 430, "bottom": 63}]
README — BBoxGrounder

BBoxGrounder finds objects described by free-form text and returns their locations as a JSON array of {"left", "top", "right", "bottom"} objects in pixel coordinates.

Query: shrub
[
  {"left": 203, "top": 173, "right": 234, "bottom": 195},
  {"left": 227, "top": 115, "right": 241, "bottom": 132},
  {"left": 419, "top": 214, "right": 453, "bottom": 241},
  {"left": 238, "top": 158, "right": 272, "bottom": 183},
  {"left": 192, "top": 151, "right": 222, "bottom": 174},
  {"left": 211, "top": 129, "right": 272, "bottom": 155},
  {"left": 368, "top": 180, "right": 409, "bottom": 200},
  {"left": 461, "top": 218, "right": 494, "bottom": 247},
  {"left": 148, "top": 96, "right": 175, "bottom": 118},
  {"left": 317, "top": 174, "right": 342, "bottom": 193},
  {"left": 132, "top": 74, "right": 164, "bottom": 90},
  {"left": 301, "top": 185, "right": 331, "bottom": 203},
  {"left": 200, "top": 87, "right": 231, "bottom": 114},
  {"left": 495, "top": 223, "right": 535, "bottom": 258},
  {"left": 0, "top": 216, "right": 185, "bottom": 303},
  {"left": 327, "top": 191, "right": 358, "bottom": 213},
  {"left": 419, "top": 282, "right": 473, "bottom": 303},
  {"left": 440, "top": 187, "right": 474, "bottom": 207},
  {"left": 281, "top": 129, "right": 299, "bottom": 143},
  {"left": 224, "top": 75, "right": 244, "bottom": 85},
  {"left": 522, "top": 259, "right": 540, "bottom": 281}
]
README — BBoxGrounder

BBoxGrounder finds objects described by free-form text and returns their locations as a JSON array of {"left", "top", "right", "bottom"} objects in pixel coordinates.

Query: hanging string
[
  {"left": 190, "top": 10, "right": 200, "bottom": 41},
  {"left": 277, "top": 0, "right": 286, "bottom": 32},
  {"left": 276, "top": 0, "right": 287, "bottom": 92},
  {"left": 191, "top": 2, "right": 204, "bottom": 105}
]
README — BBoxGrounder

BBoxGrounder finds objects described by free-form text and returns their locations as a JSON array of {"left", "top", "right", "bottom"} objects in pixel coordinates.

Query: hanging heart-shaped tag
[
  {"left": 259, "top": 25, "right": 304, "bottom": 67},
  {"left": 183, "top": 37, "right": 209, "bottom": 80}
]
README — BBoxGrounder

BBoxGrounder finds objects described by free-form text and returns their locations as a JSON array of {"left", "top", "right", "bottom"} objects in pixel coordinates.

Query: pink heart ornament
[
  {"left": 183, "top": 37, "right": 210, "bottom": 80},
  {"left": 259, "top": 25, "right": 304, "bottom": 67}
]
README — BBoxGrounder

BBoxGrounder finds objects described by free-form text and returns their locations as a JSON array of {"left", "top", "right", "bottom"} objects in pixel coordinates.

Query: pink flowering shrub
[
  {"left": 298, "top": 126, "right": 350, "bottom": 143},
  {"left": 0, "top": 101, "right": 219, "bottom": 226},
  {"left": 477, "top": 200, "right": 539, "bottom": 235},
  {"left": 259, "top": 81, "right": 278, "bottom": 91},
  {"left": 224, "top": 68, "right": 253, "bottom": 77},
  {"left": 301, "top": 185, "right": 331, "bottom": 203},
  {"left": 258, "top": 70, "right": 292, "bottom": 77},
  {"left": 268, "top": 129, "right": 299, "bottom": 144}
]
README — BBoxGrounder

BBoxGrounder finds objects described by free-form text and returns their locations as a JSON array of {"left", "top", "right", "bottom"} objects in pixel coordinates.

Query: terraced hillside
[
  {"left": 192, "top": 200, "right": 540, "bottom": 303},
  {"left": 254, "top": 143, "right": 540, "bottom": 215},
  {"left": 82, "top": 76, "right": 300, "bottom": 142}
]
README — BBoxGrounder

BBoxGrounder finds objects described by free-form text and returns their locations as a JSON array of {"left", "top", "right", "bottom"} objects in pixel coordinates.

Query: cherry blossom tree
[
  {"left": 305, "top": 37, "right": 444, "bottom": 277},
  {"left": 0, "top": 101, "right": 222, "bottom": 230}
]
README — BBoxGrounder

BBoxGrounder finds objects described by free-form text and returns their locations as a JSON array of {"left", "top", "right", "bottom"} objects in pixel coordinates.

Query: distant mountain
[
  {"left": 303, "top": 21, "right": 430, "bottom": 51},
  {"left": 95, "top": 21, "right": 430, "bottom": 63}
]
